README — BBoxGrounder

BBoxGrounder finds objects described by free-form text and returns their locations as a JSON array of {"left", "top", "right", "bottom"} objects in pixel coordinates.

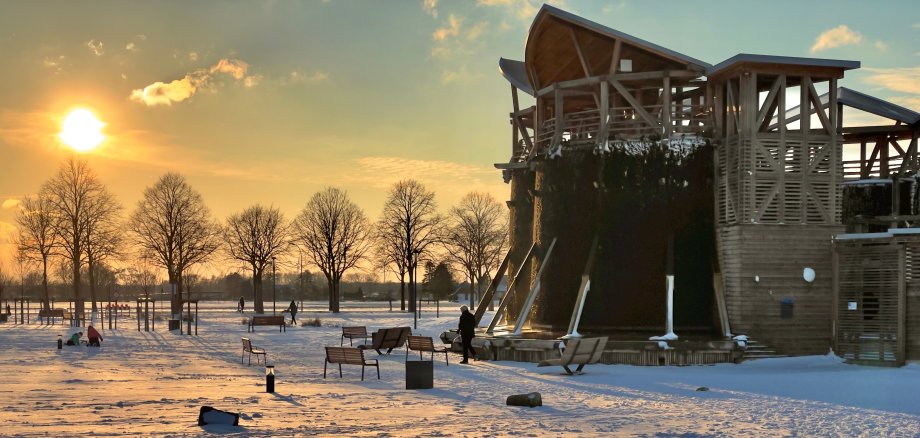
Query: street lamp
[
  {"left": 271, "top": 256, "right": 277, "bottom": 316},
  {"left": 412, "top": 249, "right": 421, "bottom": 330},
  {"left": 265, "top": 365, "right": 275, "bottom": 393}
]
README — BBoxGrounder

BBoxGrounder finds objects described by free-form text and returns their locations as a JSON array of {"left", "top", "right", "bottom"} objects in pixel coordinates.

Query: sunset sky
[{"left": 1, "top": 0, "right": 919, "bottom": 272}]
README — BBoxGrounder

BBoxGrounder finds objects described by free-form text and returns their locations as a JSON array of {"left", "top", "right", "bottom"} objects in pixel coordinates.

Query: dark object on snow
[
  {"left": 198, "top": 406, "right": 240, "bottom": 426},
  {"left": 406, "top": 360, "right": 433, "bottom": 390},
  {"left": 696, "top": 386, "right": 709, "bottom": 392},
  {"left": 506, "top": 392, "right": 542, "bottom": 407}
]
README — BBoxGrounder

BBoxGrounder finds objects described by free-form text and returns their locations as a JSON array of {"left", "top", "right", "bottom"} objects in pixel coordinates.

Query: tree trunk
[
  {"left": 41, "top": 256, "right": 50, "bottom": 311},
  {"left": 72, "top": 254, "right": 83, "bottom": 320},
  {"left": 168, "top": 270, "right": 180, "bottom": 316},
  {"left": 327, "top": 278, "right": 339, "bottom": 313},
  {"left": 400, "top": 278, "right": 406, "bottom": 311},
  {"left": 408, "top": 267, "right": 416, "bottom": 313},
  {"left": 253, "top": 267, "right": 265, "bottom": 314},
  {"left": 89, "top": 260, "right": 98, "bottom": 313},
  {"left": 469, "top": 276, "right": 476, "bottom": 309}
]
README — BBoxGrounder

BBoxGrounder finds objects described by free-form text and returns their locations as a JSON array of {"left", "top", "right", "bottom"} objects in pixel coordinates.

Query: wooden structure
[
  {"left": 358, "top": 327, "right": 411, "bottom": 355},
  {"left": 485, "top": 5, "right": 919, "bottom": 363},
  {"left": 248, "top": 315, "right": 286, "bottom": 332},
  {"left": 537, "top": 336, "right": 608, "bottom": 374}
]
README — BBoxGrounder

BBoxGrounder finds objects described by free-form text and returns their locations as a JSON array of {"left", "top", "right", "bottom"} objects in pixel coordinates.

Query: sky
[{"left": 1, "top": 0, "right": 919, "bottom": 273}]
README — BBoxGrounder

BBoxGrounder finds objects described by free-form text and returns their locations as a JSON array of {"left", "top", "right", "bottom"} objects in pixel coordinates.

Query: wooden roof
[
  {"left": 707, "top": 53, "right": 859, "bottom": 80},
  {"left": 523, "top": 5, "right": 708, "bottom": 90}
]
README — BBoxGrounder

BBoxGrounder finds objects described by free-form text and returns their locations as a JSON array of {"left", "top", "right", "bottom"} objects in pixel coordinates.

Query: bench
[
  {"left": 406, "top": 335, "right": 449, "bottom": 365},
  {"left": 324, "top": 346, "right": 379, "bottom": 380},
  {"left": 537, "top": 336, "right": 608, "bottom": 375},
  {"left": 241, "top": 337, "right": 266, "bottom": 365},
  {"left": 38, "top": 309, "right": 66, "bottom": 325},
  {"left": 358, "top": 326, "right": 411, "bottom": 355},
  {"left": 341, "top": 326, "right": 371, "bottom": 346},
  {"left": 248, "top": 315, "right": 286, "bottom": 332}
]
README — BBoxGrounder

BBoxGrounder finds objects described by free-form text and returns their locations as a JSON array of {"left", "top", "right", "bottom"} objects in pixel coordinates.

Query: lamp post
[
  {"left": 265, "top": 365, "right": 275, "bottom": 393},
  {"left": 271, "top": 256, "right": 277, "bottom": 316},
  {"left": 412, "top": 249, "right": 421, "bottom": 330}
]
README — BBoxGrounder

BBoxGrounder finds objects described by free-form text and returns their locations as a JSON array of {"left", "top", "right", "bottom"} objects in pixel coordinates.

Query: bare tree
[
  {"left": 129, "top": 173, "right": 220, "bottom": 316},
  {"left": 84, "top": 188, "right": 122, "bottom": 312},
  {"left": 15, "top": 194, "right": 59, "bottom": 309},
  {"left": 224, "top": 205, "right": 291, "bottom": 314},
  {"left": 379, "top": 180, "right": 442, "bottom": 313},
  {"left": 443, "top": 192, "right": 508, "bottom": 308},
  {"left": 373, "top": 226, "right": 408, "bottom": 309},
  {"left": 293, "top": 187, "right": 371, "bottom": 313},
  {"left": 41, "top": 157, "right": 111, "bottom": 318}
]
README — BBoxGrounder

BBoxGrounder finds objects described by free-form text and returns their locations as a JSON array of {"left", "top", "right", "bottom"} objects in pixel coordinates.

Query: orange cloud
[
  {"left": 1, "top": 199, "right": 20, "bottom": 209},
  {"left": 129, "top": 58, "right": 255, "bottom": 106},
  {"left": 810, "top": 25, "right": 862, "bottom": 53}
]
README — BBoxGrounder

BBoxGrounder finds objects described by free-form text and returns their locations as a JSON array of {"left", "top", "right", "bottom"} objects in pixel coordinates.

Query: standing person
[
  {"left": 287, "top": 300, "right": 298, "bottom": 325},
  {"left": 86, "top": 325, "right": 103, "bottom": 347},
  {"left": 458, "top": 305, "right": 476, "bottom": 364},
  {"left": 238, "top": 296, "right": 245, "bottom": 313}
]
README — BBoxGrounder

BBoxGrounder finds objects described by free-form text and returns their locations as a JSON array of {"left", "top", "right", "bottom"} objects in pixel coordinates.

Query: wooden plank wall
[{"left": 718, "top": 224, "right": 842, "bottom": 355}]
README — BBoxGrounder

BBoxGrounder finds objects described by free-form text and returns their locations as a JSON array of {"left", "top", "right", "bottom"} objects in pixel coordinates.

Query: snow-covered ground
[{"left": 1, "top": 301, "right": 918, "bottom": 437}]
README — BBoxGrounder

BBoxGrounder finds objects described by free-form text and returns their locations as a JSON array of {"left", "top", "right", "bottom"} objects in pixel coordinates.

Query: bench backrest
[
  {"left": 251, "top": 316, "right": 285, "bottom": 325},
  {"left": 407, "top": 335, "right": 435, "bottom": 352},
  {"left": 39, "top": 309, "right": 65, "bottom": 318},
  {"left": 343, "top": 326, "right": 368, "bottom": 337},
  {"left": 370, "top": 327, "right": 411, "bottom": 349},
  {"left": 560, "top": 336, "right": 608, "bottom": 366},
  {"left": 242, "top": 337, "right": 254, "bottom": 352},
  {"left": 325, "top": 346, "right": 366, "bottom": 364}
]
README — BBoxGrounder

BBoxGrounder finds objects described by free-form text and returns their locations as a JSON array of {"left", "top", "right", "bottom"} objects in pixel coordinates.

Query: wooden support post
[
  {"left": 898, "top": 245, "right": 906, "bottom": 366},
  {"left": 778, "top": 75, "right": 787, "bottom": 222},
  {"left": 598, "top": 81, "right": 609, "bottom": 147},
  {"left": 473, "top": 249, "right": 512, "bottom": 325},
  {"left": 511, "top": 238, "right": 557, "bottom": 336},
  {"left": 553, "top": 89, "right": 564, "bottom": 147},
  {"left": 609, "top": 39, "right": 621, "bottom": 74},
  {"left": 662, "top": 76, "right": 671, "bottom": 138},
  {"left": 831, "top": 242, "right": 839, "bottom": 354},
  {"left": 609, "top": 79, "right": 661, "bottom": 133},
  {"left": 487, "top": 242, "right": 537, "bottom": 334},
  {"left": 564, "top": 235, "right": 599, "bottom": 338},
  {"left": 800, "top": 76, "right": 810, "bottom": 223}
]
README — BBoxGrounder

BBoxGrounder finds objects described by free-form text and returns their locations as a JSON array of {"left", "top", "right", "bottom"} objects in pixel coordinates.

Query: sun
[{"left": 59, "top": 108, "right": 105, "bottom": 152}]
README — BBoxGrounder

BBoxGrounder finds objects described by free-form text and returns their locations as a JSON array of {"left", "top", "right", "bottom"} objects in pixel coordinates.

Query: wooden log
[{"left": 506, "top": 392, "right": 542, "bottom": 408}]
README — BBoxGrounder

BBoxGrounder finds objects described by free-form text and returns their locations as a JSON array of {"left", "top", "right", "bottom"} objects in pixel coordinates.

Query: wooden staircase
[{"left": 741, "top": 339, "right": 787, "bottom": 360}]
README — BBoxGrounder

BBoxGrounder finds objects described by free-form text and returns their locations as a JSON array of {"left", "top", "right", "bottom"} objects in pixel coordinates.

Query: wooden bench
[
  {"left": 38, "top": 309, "right": 66, "bottom": 325},
  {"left": 324, "top": 346, "right": 379, "bottom": 380},
  {"left": 241, "top": 337, "right": 266, "bottom": 365},
  {"left": 537, "top": 336, "right": 608, "bottom": 375},
  {"left": 406, "top": 335, "right": 449, "bottom": 365},
  {"left": 248, "top": 315, "right": 286, "bottom": 332},
  {"left": 359, "top": 327, "right": 411, "bottom": 355},
  {"left": 341, "top": 326, "right": 371, "bottom": 346}
]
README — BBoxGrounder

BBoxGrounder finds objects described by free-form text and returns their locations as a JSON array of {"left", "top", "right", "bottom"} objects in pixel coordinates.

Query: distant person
[
  {"left": 86, "top": 325, "right": 103, "bottom": 347},
  {"left": 65, "top": 331, "right": 83, "bottom": 346},
  {"left": 287, "top": 300, "right": 298, "bottom": 325},
  {"left": 458, "top": 305, "right": 476, "bottom": 364},
  {"left": 238, "top": 297, "right": 245, "bottom": 313}
]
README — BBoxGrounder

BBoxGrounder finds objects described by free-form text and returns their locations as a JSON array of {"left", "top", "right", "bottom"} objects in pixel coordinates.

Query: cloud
[
  {"left": 288, "top": 70, "right": 330, "bottom": 83},
  {"left": 890, "top": 96, "right": 920, "bottom": 111},
  {"left": 85, "top": 39, "right": 104, "bottom": 56},
  {"left": 914, "top": 23, "right": 920, "bottom": 29},
  {"left": 42, "top": 55, "right": 66, "bottom": 73},
  {"left": 476, "top": 0, "right": 553, "bottom": 21},
  {"left": 189, "top": 51, "right": 199, "bottom": 61},
  {"left": 441, "top": 66, "right": 474, "bottom": 84},
  {"left": 810, "top": 25, "right": 862, "bottom": 53},
  {"left": 874, "top": 41, "right": 888, "bottom": 51},
  {"left": 863, "top": 66, "right": 920, "bottom": 95},
  {"left": 0, "top": 221, "right": 16, "bottom": 243},
  {"left": 433, "top": 14, "right": 462, "bottom": 41},
  {"left": 1, "top": 199, "right": 20, "bottom": 209},
  {"left": 466, "top": 21, "right": 487, "bottom": 40},
  {"left": 422, "top": 0, "right": 438, "bottom": 17},
  {"left": 129, "top": 58, "right": 256, "bottom": 106}
]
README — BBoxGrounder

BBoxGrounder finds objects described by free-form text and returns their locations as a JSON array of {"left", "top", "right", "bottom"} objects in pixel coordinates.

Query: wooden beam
[
  {"left": 553, "top": 89, "right": 564, "bottom": 146},
  {"left": 778, "top": 74, "right": 786, "bottom": 221},
  {"left": 662, "top": 75, "right": 671, "bottom": 137},
  {"left": 598, "top": 81, "right": 610, "bottom": 146},
  {"left": 756, "top": 76, "right": 782, "bottom": 127},
  {"left": 511, "top": 85, "right": 520, "bottom": 113},
  {"left": 609, "top": 39, "right": 622, "bottom": 74},
  {"left": 512, "top": 238, "right": 557, "bottom": 336},
  {"left": 473, "top": 249, "right": 513, "bottom": 325},
  {"left": 570, "top": 28, "right": 592, "bottom": 77},
  {"left": 609, "top": 78, "right": 662, "bottom": 131},
  {"left": 564, "top": 234, "right": 599, "bottom": 338},
  {"left": 808, "top": 79, "right": 832, "bottom": 134},
  {"left": 486, "top": 242, "right": 537, "bottom": 334},
  {"left": 898, "top": 245, "right": 907, "bottom": 366}
]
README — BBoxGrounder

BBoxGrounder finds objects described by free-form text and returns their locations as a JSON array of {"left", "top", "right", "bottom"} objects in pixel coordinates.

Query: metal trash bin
[{"left": 406, "top": 360, "right": 433, "bottom": 390}]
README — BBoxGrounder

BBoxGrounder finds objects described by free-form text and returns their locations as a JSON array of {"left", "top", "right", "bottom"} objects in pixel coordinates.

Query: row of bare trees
[{"left": 12, "top": 158, "right": 509, "bottom": 316}]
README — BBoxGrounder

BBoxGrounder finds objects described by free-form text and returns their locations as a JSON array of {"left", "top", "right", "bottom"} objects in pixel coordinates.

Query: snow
[{"left": 2, "top": 301, "right": 919, "bottom": 436}]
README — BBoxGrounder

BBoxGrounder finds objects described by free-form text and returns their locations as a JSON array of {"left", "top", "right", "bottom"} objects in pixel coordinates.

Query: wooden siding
[{"left": 718, "top": 224, "right": 842, "bottom": 355}]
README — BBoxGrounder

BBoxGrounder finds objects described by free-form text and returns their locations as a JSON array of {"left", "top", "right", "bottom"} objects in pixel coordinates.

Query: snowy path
[{"left": 1, "top": 301, "right": 918, "bottom": 437}]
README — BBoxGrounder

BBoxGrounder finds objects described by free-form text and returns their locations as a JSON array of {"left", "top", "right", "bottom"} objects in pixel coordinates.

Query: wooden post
[
  {"left": 778, "top": 75, "right": 786, "bottom": 222},
  {"left": 831, "top": 241, "right": 839, "bottom": 354},
  {"left": 564, "top": 235, "right": 599, "bottom": 338},
  {"left": 512, "top": 238, "right": 557, "bottom": 336},
  {"left": 898, "top": 245, "right": 906, "bottom": 366},
  {"left": 473, "top": 249, "right": 512, "bottom": 325},
  {"left": 662, "top": 76, "right": 671, "bottom": 138},
  {"left": 487, "top": 242, "right": 537, "bottom": 334}
]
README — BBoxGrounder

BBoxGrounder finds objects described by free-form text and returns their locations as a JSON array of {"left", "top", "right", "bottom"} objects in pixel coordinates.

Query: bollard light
[
  {"left": 265, "top": 365, "right": 275, "bottom": 393},
  {"left": 57, "top": 334, "right": 63, "bottom": 350}
]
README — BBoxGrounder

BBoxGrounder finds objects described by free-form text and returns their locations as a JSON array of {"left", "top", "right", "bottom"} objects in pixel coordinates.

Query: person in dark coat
[
  {"left": 458, "top": 305, "right": 476, "bottom": 363},
  {"left": 86, "top": 325, "right": 103, "bottom": 347},
  {"left": 238, "top": 297, "right": 245, "bottom": 313},
  {"left": 287, "top": 300, "right": 298, "bottom": 325}
]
